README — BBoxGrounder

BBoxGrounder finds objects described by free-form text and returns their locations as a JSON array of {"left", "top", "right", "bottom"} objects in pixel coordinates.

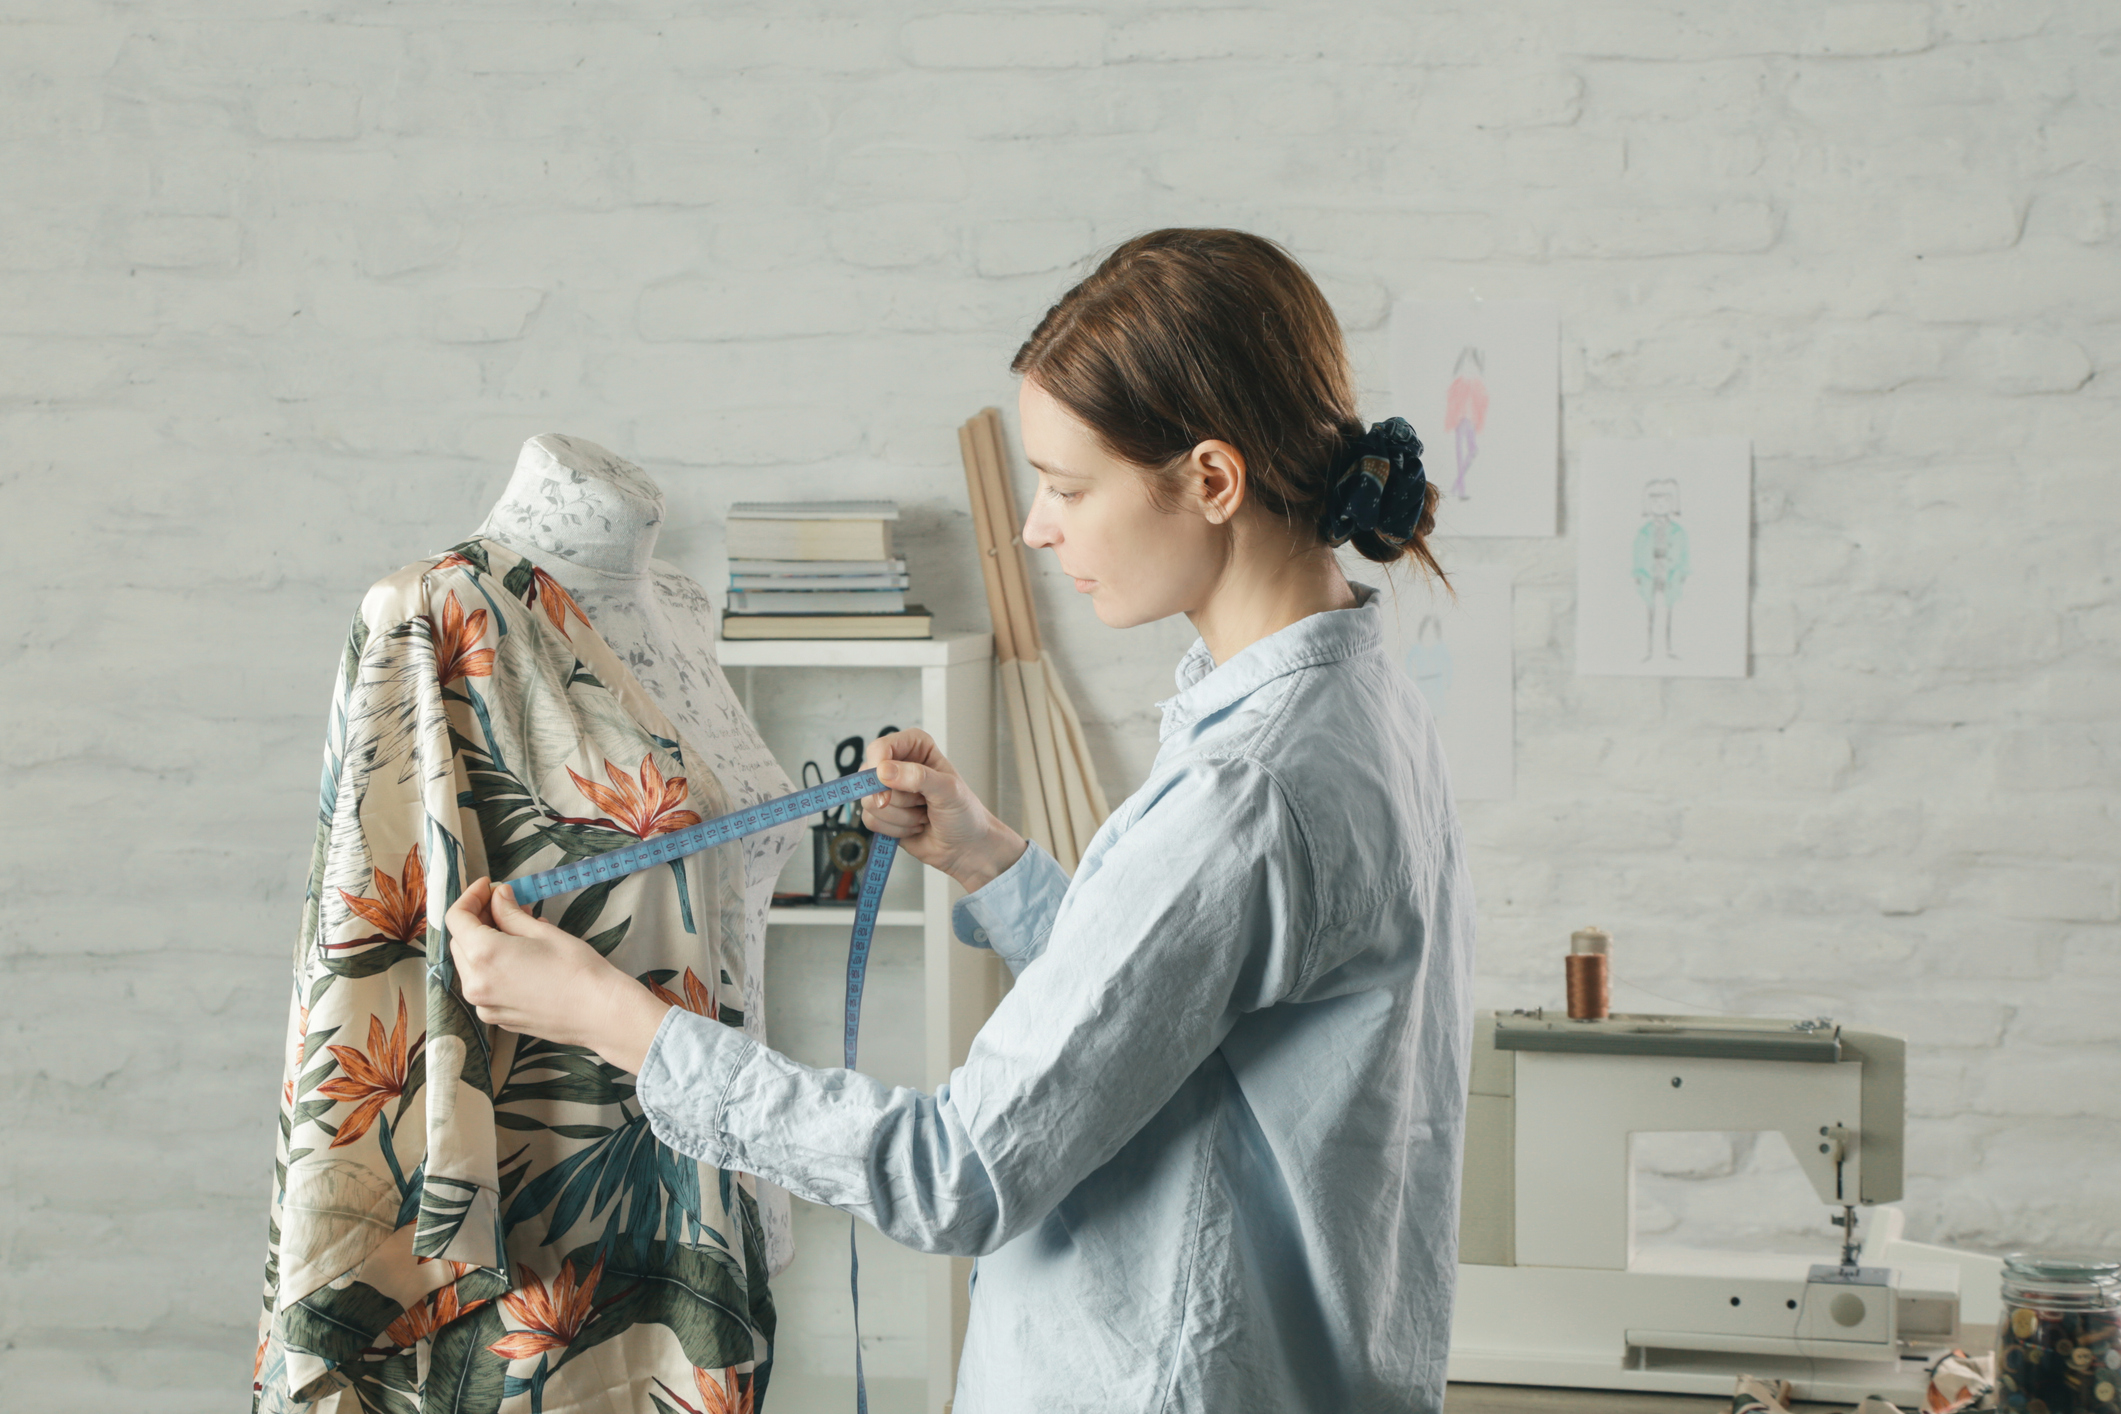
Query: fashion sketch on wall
[
  {"left": 1574, "top": 437, "right": 1751, "bottom": 679},
  {"left": 1390, "top": 299, "right": 1559, "bottom": 537},
  {"left": 1348, "top": 555, "right": 1514, "bottom": 798}
]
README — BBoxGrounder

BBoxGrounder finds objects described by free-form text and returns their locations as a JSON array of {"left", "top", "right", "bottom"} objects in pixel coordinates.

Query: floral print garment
[{"left": 255, "top": 538, "right": 772, "bottom": 1414}]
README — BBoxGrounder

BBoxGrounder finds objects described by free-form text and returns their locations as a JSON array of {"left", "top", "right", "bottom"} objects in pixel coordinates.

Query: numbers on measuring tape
[
  {"left": 509, "top": 767, "right": 888, "bottom": 905},
  {"left": 495, "top": 763, "right": 898, "bottom": 1414}
]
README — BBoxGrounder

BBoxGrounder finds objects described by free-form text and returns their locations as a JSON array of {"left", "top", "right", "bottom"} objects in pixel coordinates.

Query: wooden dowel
[
  {"left": 1044, "top": 678, "right": 1098, "bottom": 855},
  {"left": 976, "top": 414, "right": 1074, "bottom": 857},
  {"left": 1046, "top": 669, "right": 1110, "bottom": 823},
  {"left": 968, "top": 413, "right": 1035, "bottom": 666},
  {"left": 1015, "top": 655, "right": 1075, "bottom": 869},
  {"left": 976, "top": 407, "right": 1042, "bottom": 660},
  {"left": 958, "top": 422, "right": 1018, "bottom": 663},
  {"left": 977, "top": 406, "right": 1112, "bottom": 848},
  {"left": 962, "top": 414, "right": 1058, "bottom": 855},
  {"left": 999, "top": 658, "right": 1062, "bottom": 864}
]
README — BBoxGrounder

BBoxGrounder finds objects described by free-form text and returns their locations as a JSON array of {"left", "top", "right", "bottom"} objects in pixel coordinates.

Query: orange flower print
[
  {"left": 488, "top": 1256, "right": 605, "bottom": 1361},
  {"left": 281, "top": 1003, "right": 309, "bottom": 1110},
  {"left": 529, "top": 566, "right": 592, "bottom": 639},
  {"left": 379, "top": 1280, "right": 486, "bottom": 1349},
  {"left": 646, "top": 967, "right": 715, "bottom": 1018},
  {"left": 653, "top": 1367, "right": 755, "bottom": 1414},
  {"left": 430, "top": 590, "right": 495, "bottom": 687},
  {"left": 329, "top": 845, "right": 425, "bottom": 952},
  {"left": 316, "top": 994, "right": 422, "bottom": 1149},
  {"left": 564, "top": 755, "right": 703, "bottom": 839}
]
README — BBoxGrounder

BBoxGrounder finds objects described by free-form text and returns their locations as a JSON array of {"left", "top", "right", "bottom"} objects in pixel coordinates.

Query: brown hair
[{"left": 1011, "top": 228, "right": 1443, "bottom": 576}]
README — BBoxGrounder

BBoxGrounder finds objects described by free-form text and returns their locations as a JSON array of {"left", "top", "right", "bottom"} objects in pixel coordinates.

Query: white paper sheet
[
  {"left": 1349, "top": 559, "right": 1515, "bottom": 799},
  {"left": 1574, "top": 437, "right": 1752, "bottom": 678},
  {"left": 1390, "top": 300, "right": 1560, "bottom": 537}
]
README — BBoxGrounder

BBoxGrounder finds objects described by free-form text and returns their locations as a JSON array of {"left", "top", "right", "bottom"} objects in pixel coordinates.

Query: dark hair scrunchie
[{"left": 1319, "top": 417, "right": 1427, "bottom": 549}]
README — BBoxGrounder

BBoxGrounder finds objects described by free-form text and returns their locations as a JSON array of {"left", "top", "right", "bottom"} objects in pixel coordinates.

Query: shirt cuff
[
  {"left": 635, "top": 1005, "right": 757, "bottom": 1167},
  {"left": 950, "top": 841, "right": 1070, "bottom": 973}
]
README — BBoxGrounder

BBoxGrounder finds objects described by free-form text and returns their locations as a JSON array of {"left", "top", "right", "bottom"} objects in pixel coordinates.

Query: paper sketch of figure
[
  {"left": 1404, "top": 614, "right": 1454, "bottom": 718},
  {"left": 1391, "top": 301, "right": 1556, "bottom": 535},
  {"left": 1444, "top": 347, "right": 1490, "bottom": 500},
  {"left": 1632, "top": 477, "right": 1690, "bottom": 661}
]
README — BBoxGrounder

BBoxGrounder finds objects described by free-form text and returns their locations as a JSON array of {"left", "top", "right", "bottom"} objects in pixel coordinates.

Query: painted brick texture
[{"left": 1, "top": 3, "right": 2116, "bottom": 1408}]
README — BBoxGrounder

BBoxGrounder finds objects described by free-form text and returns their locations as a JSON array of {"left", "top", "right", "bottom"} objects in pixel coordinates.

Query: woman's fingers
[
  {"left": 863, "top": 759, "right": 947, "bottom": 833},
  {"left": 452, "top": 876, "right": 496, "bottom": 929},
  {"left": 857, "top": 725, "right": 1019, "bottom": 890},
  {"left": 488, "top": 881, "right": 544, "bottom": 937},
  {"left": 862, "top": 800, "right": 928, "bottom": 838},
  {"left": 865, "top": 728, "right": 958, "bottom": 788},
  {"left": 445, "top": 880, "right": 506, "bottom": 1006},
  {"left": 864, "top": 727, "right": 937, "bottom": 770}
]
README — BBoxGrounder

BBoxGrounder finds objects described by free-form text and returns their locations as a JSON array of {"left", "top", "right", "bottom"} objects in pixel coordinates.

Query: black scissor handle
[{"left": 834, "top": 735, "right": 865, "bottom": 778}]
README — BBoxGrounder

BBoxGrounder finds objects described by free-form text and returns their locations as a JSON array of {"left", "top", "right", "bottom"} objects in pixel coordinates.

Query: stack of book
[{"left": 721, "top": 500, "right": 932, "bottom": 640}]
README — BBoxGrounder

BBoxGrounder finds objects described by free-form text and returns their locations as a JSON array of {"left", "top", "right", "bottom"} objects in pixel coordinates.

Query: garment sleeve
[
  {"left": 949, "top": 839, "right": 1069, "bottom": 975},
  {"left": 635, "top": 757, "right": 1316, "bottom": 1257}
]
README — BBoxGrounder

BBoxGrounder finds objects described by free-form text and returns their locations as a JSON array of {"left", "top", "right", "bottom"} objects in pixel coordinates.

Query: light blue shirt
[{"left": 638, "top": 588, "right": 1476, "bottom": 1412}]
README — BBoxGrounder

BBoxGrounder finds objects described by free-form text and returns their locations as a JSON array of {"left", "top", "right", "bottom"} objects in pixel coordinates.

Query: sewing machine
[{"left": 1449, "top": 1010, "right": 2003, "bottom": 1403}]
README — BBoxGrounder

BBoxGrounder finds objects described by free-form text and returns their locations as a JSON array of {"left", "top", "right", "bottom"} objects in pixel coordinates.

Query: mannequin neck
[{"left": 477, "top": 433, "right": 664, "bottom": 578}]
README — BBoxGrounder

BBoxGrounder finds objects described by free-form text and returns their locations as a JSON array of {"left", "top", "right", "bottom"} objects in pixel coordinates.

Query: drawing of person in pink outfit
[{"left": 1444, "top": 346, "right": 1488, "bottom": 500}]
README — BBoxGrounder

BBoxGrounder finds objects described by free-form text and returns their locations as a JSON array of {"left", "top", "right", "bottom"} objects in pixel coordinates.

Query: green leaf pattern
[{"left": 255, "top": 540, "right": 769, "bottom": 1413}]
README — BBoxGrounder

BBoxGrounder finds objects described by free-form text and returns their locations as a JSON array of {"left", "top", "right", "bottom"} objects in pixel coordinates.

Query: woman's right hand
[{"left": 861, "top": 728, "right": 1026, "bottom": 894}]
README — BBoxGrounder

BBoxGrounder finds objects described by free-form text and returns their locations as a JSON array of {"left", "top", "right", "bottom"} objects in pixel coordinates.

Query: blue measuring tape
[
  {"left": 510, "top": 767, "right": 890, "bottom": 908},
  {"left": 509, "top": 767, "right": 898, "bottom": 1413}
]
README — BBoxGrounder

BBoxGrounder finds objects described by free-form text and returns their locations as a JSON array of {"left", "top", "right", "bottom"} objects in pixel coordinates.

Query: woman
[{"left": 450, "top": 229, "right": 1476, "bottom": 1413}]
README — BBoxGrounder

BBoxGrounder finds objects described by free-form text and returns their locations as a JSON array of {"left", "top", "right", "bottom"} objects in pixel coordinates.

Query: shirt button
[{"left": 973, "top": 928, "right": 989, "bottom": 943}]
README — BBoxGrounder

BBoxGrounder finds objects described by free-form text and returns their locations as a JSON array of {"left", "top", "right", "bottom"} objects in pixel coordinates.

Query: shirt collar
[{"left": 1157, "top": 583, "right": 1383, "bottom": 739}]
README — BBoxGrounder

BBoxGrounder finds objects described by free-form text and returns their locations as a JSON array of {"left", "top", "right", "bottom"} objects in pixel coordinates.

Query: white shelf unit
[
  {"left": 720, "top": 630, "right": 997, "bottom": 1414},
  {"left": 765, "top": 907, "right": 928, "bottom": 928}
]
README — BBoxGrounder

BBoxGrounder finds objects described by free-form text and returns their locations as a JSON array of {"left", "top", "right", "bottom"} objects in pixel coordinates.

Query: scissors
[{"left": 803, "top": 727, "right": 901, "bottom": 828}]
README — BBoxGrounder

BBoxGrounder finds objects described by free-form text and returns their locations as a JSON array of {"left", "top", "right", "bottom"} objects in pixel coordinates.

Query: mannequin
[{"left": 476, "top": 432, "right": 801, "bottom": 1273}]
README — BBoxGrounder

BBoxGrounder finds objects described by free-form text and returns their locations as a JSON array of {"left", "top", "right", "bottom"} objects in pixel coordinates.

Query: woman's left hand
[{"left": 444, "top": 878, "right": 672, "bottom": 1074}]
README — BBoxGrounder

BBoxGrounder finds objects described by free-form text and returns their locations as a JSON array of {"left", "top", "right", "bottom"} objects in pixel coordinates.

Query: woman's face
[{"left": 1016, "top": 379, "right": 1226, "bottom": 629}]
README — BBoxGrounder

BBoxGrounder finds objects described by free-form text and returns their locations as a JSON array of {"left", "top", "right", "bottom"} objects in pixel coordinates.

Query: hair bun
[{"left": 1320, "top": 417, "right": 1427, "bottom": 548}]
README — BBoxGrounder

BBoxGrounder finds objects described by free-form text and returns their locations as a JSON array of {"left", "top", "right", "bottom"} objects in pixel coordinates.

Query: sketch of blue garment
[
  {"left": 1405, "top": 642, "right": 1454, "bottom": 719},
  {"left": 1631, "top": 511, "right": 1690, "bottom": 660}
]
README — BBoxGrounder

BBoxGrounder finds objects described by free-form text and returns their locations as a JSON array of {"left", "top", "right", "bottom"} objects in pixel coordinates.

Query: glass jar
[{"left": 1995, "top": 1253, "right": 2121, "bottom": 1414}]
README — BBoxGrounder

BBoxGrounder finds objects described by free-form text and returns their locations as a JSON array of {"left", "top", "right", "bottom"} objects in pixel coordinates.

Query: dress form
[{"left": 475, "top": 433, "right": 799, "bottom": 1274}]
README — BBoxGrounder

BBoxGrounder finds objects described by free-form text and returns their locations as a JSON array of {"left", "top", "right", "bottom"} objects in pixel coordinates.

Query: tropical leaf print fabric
[{"left": 255, "top": 538, "right": 774, "bottom": 1414}]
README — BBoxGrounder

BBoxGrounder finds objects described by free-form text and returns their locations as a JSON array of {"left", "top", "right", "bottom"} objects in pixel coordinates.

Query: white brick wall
[{"left": 2, "top": 3, "right": 2116, "bottom": 1408}]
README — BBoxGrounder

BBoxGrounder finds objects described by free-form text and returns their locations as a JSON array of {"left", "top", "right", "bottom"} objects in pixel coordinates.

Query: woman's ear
[{"left": 1191, "top": 440, "right": 1247, "bottom": 525}]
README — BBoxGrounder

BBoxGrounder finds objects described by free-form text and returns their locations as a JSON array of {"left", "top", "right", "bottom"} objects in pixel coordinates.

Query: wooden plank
[
  {"left": 997, "top": 657, "right": 1059, "bottom": 863},
  {"left": 957, "top": 423, "right": 1018, "bottom": 664},
  {"left": 967, "top": 411, "right": 1038, "bottom": 661},
  {"left": 1045, "top": 666, "right": 1110, "bottom": 822},
  {"left": 975, "top": 407, "right": 1043, "bottom": 657}
]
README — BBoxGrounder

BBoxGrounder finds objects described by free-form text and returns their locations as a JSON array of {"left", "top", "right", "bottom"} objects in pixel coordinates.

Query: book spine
[
  {"left": 726, "top": 504, "right": 900, "bottom": 522},
  {"left": 729, "top": 574, "right": 911, "bottom": 591},
  {"left": 729, "top": 559, "right": 906, "bottom": 576},
  {"left": 725, "top": 523, "right": 894, "bottom": 560},
  {"left": 726, "top": 589, "right": 907, "bottom": 615}
]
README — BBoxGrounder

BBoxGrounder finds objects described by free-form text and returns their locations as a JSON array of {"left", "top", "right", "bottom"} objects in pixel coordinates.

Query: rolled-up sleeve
[
  {"left": 951, "top": 840, "right": 1069, "bottom": 975},
  {"left": 637, "top": 757, "right": 1316, "bottom": 1257}
]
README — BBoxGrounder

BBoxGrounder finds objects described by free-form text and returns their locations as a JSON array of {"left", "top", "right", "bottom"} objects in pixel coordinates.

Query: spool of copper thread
[{"left": 1566, "top": 926, "right": 1612, "bottom": 1020}]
